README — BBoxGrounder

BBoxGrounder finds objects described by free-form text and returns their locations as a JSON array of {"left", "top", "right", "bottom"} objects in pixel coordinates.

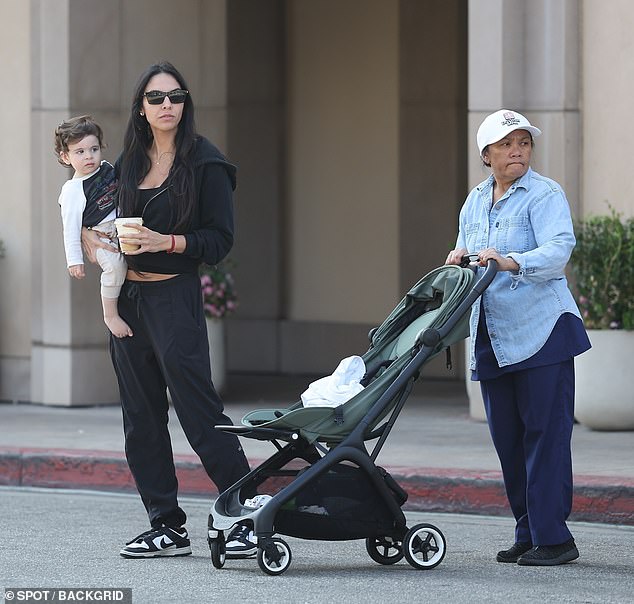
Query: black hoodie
[{"left": 117, "top": 136, "right": 237, "bottom": 275}]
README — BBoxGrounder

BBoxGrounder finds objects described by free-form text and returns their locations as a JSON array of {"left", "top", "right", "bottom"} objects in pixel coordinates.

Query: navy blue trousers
[{"left": 480, "top": 360, "right": 575, "bottom": 546}]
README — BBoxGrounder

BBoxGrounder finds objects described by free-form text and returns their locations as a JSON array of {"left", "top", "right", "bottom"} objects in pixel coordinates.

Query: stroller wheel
[
  {"left": 403, "top": 523, "right": 446, "bottom": 570},
  {"left": 257, "top": 538, "right": 292, "bottom": 576},
  {"left": 208, "top": 532, "right": 226, "bottom": 569},
  {"left": 365, "top": 535, "right": 404, "bottom": 565}
]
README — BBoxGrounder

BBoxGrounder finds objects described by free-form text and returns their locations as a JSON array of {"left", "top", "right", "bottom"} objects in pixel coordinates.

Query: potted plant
[
  {"left": 569, "top": 208, "right": 634, "bottom": 430},
  {"left": 200, "top": 259, "right": 238, "bottom": 394}
]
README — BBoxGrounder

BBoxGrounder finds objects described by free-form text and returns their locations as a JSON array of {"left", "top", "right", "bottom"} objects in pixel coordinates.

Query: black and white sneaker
[
  {"left": 120, "top": 526, "right": 192, "bottom": 558},
  {"left": 225, "top": 523, "right": 257, "bottom": 559}
]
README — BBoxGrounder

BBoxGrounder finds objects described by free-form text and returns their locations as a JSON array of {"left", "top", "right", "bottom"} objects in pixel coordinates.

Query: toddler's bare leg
[{"left": 102, "top": 296, "right": 133, "bottom": 338}]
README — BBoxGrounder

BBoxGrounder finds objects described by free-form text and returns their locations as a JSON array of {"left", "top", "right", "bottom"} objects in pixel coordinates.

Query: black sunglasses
[{"left": 143, "top": 89, "right": 189, "bottom": 105}]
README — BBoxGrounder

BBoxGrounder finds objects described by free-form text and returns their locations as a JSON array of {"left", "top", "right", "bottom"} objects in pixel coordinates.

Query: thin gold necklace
[{"left": 155, "top": 150, "right": 174, "bottom": 166}]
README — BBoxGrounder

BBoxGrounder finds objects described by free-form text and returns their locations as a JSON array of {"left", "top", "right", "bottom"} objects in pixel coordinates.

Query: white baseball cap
[{"left": 476, "top": 109, "right": 541, "bottom": 156}]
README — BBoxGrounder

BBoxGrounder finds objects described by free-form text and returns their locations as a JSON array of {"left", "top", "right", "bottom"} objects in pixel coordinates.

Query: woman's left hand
[
  {"left": 119, "top": 225, "right": 172, "bottom": 255},
  {"left": 81, "top": 227, "right": 117, "bottom": 263},
  {"left": 477, "top": 247, "right": 519, "bottom": 272}
]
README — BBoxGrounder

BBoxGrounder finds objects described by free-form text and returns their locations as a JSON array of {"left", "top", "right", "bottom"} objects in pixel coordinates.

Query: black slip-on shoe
[
  {"left": 517, "top": 539, "right": 579, "bottom": 566},
  {"left": 496, "top": 541, "right": 533, "bottom": 563}
]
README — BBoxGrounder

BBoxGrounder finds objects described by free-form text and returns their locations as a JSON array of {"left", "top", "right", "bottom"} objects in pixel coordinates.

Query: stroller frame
[{"left": 208, "top": 260, "right": 497, "bottom": 575}]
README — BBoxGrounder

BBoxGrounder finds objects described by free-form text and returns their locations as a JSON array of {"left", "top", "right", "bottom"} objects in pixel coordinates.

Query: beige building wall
[
  {"left": 227, "top": 0, "right": 467, "bottom": 379},
  {"left": 0, "top": 0, "right": 469, "bottom": 401},
  {"left": 0, "top": 0, "right": 31, "bottom": 399},
  {"left": 582, "top": 0, "right": 634, "bottom": 218},
  {"left": 287, "top": 0, "right": 399, "bottom": 324},
  {"left": 9, "top": 0, "right": 629, "bottom": 405}
]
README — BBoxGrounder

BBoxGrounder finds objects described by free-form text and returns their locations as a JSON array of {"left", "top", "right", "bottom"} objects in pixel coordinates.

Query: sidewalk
[{"left": 1, "top": 374, "right": 633, "bottom": 525}]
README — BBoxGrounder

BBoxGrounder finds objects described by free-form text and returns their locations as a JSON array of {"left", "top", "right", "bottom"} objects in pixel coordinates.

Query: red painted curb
[{"left": 1, "top": 447, "right": 632, "bottom": 525}]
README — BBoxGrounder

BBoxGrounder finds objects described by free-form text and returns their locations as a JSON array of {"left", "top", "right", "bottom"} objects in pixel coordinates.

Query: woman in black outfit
[{"left": 83, "top": 61, "right": 255, "bottom": 559}]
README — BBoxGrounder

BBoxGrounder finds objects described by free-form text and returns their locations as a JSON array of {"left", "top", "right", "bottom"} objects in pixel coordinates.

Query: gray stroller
[{"left": 208, "top": 259, "right": 497, "bottom": 575}]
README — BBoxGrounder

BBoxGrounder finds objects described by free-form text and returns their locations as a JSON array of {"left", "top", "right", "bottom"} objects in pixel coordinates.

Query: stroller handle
[
  {"left": 471, "top": 257, "right": 498, "bottom": 292},
  {"left": 459, "top": 253, "right": 479, "bottom": 267},
  {"left": 459, "top": 254, "right": 499, "bottom": 275},
  {"left": 459, "top": 253, "right": 495, "bottom": 268}
]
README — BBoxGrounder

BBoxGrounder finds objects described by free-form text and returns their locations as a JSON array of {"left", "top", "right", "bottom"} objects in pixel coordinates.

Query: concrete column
[
  {"left": 468, "top": 0, "right": 580, "bottom": 210},
  {"left": 467, "top": 0, "right": 580, "bottom": 418},
  {"left": 224, "top": 0, "right": 286, "bottom": 373},
  {"left": 30, "top": 0, "right": 120, "bottom": 405},
  {"left": 582, "top": 0, "right": 634, "bottom": 218},
  {"left": 0, "top": 0, "right": 31, "bottom": 402}
]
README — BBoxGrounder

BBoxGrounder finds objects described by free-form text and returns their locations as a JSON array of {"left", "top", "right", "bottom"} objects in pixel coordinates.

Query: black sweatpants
[{"left": 110, "top": 273, "right": 250, "bottom": 529}]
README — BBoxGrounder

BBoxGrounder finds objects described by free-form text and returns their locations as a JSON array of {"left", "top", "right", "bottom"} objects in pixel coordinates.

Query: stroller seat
[{"left": 225, "top": 264, "right": 477, "bottom": 446}]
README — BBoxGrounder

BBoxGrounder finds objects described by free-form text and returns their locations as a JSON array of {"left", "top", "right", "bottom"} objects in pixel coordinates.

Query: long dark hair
[{"left": 118, "top": 61, "right": 197, "bottom": 231}]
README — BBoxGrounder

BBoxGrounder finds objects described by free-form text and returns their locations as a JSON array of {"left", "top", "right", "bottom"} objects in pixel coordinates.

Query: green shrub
[{"left": 570, "top": 209, "right": 634, "bottom": 330}]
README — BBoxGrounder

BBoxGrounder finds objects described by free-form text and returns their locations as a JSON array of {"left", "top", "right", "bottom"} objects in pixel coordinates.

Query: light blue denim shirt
[{"left": 456, "top": 167, "right": 582, "bottom": 369}]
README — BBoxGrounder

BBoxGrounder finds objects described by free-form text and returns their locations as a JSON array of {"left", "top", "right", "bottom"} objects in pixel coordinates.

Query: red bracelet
[{"left": 167, "top": 234, "right": 176, "bottom": 254}]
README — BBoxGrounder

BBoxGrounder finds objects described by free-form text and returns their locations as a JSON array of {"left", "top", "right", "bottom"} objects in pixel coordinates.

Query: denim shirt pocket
[{"left": 495, "top": 215, "right": 530, "bottom": 255}]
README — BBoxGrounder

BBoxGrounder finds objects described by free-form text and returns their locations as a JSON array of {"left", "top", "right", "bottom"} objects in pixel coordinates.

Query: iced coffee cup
[{"left": 115, "top": 217, "right": 143, "bottom": 253}]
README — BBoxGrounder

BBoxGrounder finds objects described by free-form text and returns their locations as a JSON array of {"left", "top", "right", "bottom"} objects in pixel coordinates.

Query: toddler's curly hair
[{"left": 54, "top": 115, "right": 104, "bottom": 167}]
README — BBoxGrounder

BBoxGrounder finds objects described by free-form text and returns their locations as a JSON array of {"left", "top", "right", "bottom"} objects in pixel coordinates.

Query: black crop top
[{"left": 122, "top": 187, "right": 195, "bottom": 274}]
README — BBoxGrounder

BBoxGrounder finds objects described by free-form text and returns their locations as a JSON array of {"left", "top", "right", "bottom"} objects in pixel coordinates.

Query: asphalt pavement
[
  {"left": 1, "top": 374, "right": 633, "bottom": 525},
  {"left": 2, "top": 488, "right": 634, "bottom": 604}
]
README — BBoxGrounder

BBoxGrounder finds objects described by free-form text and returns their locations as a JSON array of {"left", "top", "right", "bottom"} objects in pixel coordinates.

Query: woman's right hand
[
  {"left": 445, "top": 247, "right": 468, "bottom": 265},
  {"left": 81, "top": 227, "right": 115, "bottom": 263}
]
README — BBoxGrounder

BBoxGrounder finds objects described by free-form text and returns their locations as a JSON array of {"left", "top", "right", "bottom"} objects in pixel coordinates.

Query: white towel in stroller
[{"left": 301, "top": 355, "right": 366, "bottom": 408}]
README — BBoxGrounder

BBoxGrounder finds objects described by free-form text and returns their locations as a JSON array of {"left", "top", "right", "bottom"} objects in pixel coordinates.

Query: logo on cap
[{"left": 501, "top": 111, "right": 520, "bottom": 127}]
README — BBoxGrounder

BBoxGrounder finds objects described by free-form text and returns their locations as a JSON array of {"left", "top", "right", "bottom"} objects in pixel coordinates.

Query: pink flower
[{"left": 199, "top": 260, "right": 238, "bottom": 319}]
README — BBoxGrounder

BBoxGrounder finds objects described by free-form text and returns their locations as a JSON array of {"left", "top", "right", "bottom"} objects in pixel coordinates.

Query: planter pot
[
  {"left": 206, "top": 318, "right": 226, "bottom": 395},
  {"left": 575, "top": 329, "right": 634, "bottom": 431}
]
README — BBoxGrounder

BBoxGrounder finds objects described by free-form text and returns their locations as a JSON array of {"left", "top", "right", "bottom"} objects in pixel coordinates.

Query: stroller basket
[{"left": 274, "top": 463, "right": 408, "bottom": 541}]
